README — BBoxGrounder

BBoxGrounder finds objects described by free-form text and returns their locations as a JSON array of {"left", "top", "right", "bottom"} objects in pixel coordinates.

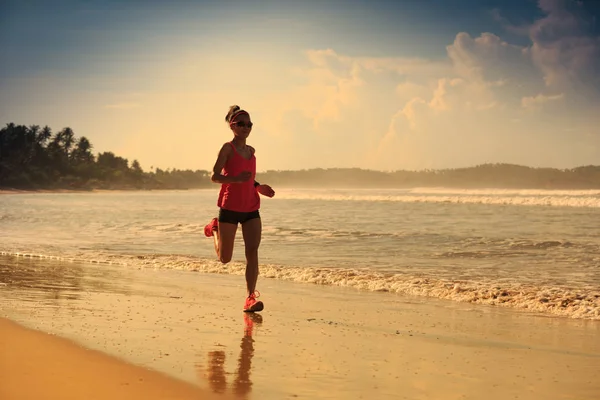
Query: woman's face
[{"left": 230, "top": 113, "right": 253, "bottom": 139}]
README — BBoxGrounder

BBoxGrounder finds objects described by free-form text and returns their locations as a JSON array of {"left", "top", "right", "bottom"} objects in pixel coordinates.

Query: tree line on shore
[{"left": 1, "top": 123, "right": 599, "bottom": 190}]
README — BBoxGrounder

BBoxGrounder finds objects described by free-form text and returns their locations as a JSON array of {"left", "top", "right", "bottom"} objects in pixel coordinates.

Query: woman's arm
[
  {"left": 211, "top": 144, "right": 251, "bottom": 184},
  {"left": 248, "top": 146, "right": 274, "bottom": 197}
]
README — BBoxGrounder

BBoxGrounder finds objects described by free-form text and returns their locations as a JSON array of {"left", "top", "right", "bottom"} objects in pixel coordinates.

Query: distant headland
[{"left": 1, "top": 123, "right": 599, "bottom": 191}]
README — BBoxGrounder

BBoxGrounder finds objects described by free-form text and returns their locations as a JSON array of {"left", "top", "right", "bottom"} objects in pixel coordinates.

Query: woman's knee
[
  {"left": 244, "top": 243, "right": 260, "bottom": 257},
  {"left": 219, "top": 255, "right": 231, "bottom": 264},
  {"left": 219, "top": 250, "right": 233, "bottom": 264}
]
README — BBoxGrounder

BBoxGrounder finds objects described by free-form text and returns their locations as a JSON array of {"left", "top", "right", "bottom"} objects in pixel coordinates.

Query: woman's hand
[{"left": 257, "top": 184, "right": 275, "bottom": 198}]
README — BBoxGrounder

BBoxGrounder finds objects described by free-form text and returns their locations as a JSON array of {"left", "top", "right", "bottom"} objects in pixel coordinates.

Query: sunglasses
[{"left": 231, "top": 121, "right": 253, "bottom": 129}]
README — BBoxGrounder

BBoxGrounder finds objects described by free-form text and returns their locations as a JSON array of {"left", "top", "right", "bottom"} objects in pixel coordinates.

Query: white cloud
[
  {"left": 283, "top": 0, "right": 600, "bottom": 170},
  {"left": 402, "top": 97, "right": 428, "bottom": 129},
  {"left": 97, "top": 0, "right": 600, "bottom": 172},
  {"left": 447, "top": 32, "right": 530, "bottom": 83},
  {"left": 521, "top": 93, "right": 564, "bottom": 109},
  {"left": 263, "top": 48, "right": 365, "bottom": 132},
  {"left": 499, "top": 0, "right": 600, "bottom": 93}
]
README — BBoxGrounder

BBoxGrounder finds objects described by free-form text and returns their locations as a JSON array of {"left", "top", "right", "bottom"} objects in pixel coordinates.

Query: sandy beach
[
  {"left": 0, "top": 318, "right": 230, "bottom": 400},
  {"left": 1, "top": 254, "right": 599, "bottom": 399}
]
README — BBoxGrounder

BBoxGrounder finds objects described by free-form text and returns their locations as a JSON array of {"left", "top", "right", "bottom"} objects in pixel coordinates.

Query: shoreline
[
  {"left": 2, "top": 251, "right": 598, "bottom": 321},
  {"left": 2, "top": 256, "right": 599, "bottom": 399}
]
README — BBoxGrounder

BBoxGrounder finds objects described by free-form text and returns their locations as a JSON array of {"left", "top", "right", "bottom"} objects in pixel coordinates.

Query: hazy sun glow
[{"left": 1, "top": 0, "right": 599, "bottom": 172}]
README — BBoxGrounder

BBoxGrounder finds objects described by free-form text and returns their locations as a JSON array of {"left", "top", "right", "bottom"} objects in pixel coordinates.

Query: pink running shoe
[
  {"left": 243, "top": 291, "right": 264, "bottom": 313},
  {"left": 204, "top": 217, "right": 218, "bottom": 237}
]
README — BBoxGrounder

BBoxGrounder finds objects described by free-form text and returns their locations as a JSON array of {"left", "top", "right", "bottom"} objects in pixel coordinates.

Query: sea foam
[
  {"left": 2, "top": 251, "right": 598, "bottom": 321},
  {"left": 274, "top": 188, "right": 600, "bottom": 208}
]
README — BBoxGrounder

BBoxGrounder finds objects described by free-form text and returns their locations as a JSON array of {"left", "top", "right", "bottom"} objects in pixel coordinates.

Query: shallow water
[
  {"left": 1, "top": 188, "right": 599, "bottom": 319},
  {"left": 2, "top": 256, "right": 599, "bottom": 400}
]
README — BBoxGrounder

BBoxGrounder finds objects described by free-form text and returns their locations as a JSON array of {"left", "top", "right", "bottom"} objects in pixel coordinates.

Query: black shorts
[{"left": 218, "top": 208, "right": 260, "bottom": 225}]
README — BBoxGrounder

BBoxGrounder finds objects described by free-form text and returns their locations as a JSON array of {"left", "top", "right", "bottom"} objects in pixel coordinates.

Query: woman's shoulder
[{"left": 220, "top": 142, "right": 234, "bottom": 152}]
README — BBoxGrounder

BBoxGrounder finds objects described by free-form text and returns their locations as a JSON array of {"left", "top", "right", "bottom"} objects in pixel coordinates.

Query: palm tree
[
  {"left": 58, "top": 127, "right": 75, "bottom": 156},
  {"left": 37, "top": 126, "right": 52, "bottom": 146},
  {"left": 0, "top": 124, "right": 37, "bottom": 185},
  {"left": 28, "top": 125, "right": 40, "bottom": 142},
  {"left": 131, "top": 159, "right": 143, "bottom": 173},
  {"left": 47, "top": 127, "right": 75, "bottom": 173},
  {"left": 71, "top": 136, "right": 94, "bottom": 164}
]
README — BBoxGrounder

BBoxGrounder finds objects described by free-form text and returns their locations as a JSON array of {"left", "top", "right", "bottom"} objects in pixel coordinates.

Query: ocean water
[{"left": 1, "top": 188, "right": 599, "bottom": 320}]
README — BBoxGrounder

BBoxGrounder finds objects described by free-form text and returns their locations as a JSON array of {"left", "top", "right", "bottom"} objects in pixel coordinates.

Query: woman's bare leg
[
  {"left": 214, "top": 221, "right": 237, "bottom": 264},
  {"left": 241, "top": 218, "right": 262, "bottom": 295}
]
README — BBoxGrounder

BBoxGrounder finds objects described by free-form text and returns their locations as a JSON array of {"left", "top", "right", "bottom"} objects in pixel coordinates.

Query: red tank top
[{"left": 217, "top": 142, "right": 260, "bottom": 212}]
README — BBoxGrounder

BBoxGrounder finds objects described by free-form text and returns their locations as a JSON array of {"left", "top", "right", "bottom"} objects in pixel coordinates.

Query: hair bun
[{"left": 225, "top": 105, "right": 241, "bottom": 122}]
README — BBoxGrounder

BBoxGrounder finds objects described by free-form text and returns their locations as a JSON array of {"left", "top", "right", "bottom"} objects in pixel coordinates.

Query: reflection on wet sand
[
  {"left": 199, "top": 313, "right": 262, "bottom": 399},
  {"left": 0, "top": 255, "right": 133, "bottom": 304},
  {"left": 207, "top": 350, "right": 228, "bottom": 394},
  {"left": 0, "top": 256, "right": 85, "bottom": 303}
]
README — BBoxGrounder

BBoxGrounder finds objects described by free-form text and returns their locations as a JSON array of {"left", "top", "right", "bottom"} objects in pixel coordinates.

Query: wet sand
[{"left": 1, "top": 254, "right": 599, "bottom": 399}]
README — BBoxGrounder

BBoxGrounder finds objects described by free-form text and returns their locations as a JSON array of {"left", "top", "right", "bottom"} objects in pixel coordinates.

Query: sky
[{"left": 1, "top": 0, "right": 599, "bottom": 172}]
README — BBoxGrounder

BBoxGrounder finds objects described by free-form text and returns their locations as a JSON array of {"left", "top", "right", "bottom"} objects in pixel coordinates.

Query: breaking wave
[
  {"left": 2, "top": 251, "right": 598, "bottom": 321},
  {"left": 275, "top": 188, "right": 600, "bottom": 208}
]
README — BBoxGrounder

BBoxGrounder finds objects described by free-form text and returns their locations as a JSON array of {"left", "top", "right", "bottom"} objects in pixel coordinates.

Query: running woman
[{"left": 204, "top": 105, "right": 275, "bottom": 312}]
